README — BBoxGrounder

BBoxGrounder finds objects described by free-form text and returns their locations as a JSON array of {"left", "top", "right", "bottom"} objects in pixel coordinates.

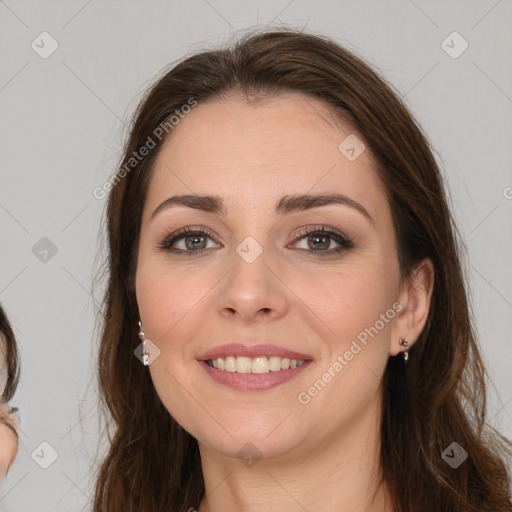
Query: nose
[{"left": 215, "top": 242, "right": 290, "bottom": 324}]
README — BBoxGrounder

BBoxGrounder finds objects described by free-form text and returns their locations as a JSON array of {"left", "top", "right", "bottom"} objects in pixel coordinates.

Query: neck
[{"left": 196, "top": 395, "right": 392, "bottom": 512}]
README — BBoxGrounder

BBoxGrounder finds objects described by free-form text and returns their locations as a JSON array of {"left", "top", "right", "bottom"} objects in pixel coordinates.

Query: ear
[{"left": 389, "top": 258, "right": 434, "bottom": 356}]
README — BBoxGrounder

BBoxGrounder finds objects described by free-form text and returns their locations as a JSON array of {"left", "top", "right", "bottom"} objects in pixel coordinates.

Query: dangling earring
[
  {"left": 138, "top": 320, "right": 149, "bottom": 366},
  {"left": 398, "top": 337, "right": 409, "bottom": 363}
]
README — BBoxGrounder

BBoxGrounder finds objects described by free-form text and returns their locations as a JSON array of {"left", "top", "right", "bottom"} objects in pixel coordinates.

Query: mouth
[
  {"left": 205, "top": 355, "right": 306, "bottom": 373},
  {"left": 197, "top": 344, "right": 313, "bottom": 391},
  {"left": 198, "top": 356, "right": 313, "bottom": 392}
]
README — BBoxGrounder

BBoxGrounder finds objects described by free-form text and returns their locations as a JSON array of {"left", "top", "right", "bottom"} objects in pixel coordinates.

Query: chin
[{"left": 194, "top": 418, "right": 304, "bottom": 463}]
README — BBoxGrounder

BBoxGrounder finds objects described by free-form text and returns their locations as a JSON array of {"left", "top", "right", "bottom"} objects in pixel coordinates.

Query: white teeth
[
  {"left": 225, "top": 356, "right": 236, "bottom": 372},
  {"left": 269, "top": 356, "right": 282, "bottom": 371},
  {"left": 206, "top": 355, "right": 307, "bottom": 373},
  {"left": 252, "top": 357, "right": 269, "bottom": 373},
  {"left": 236, "top": 356, "right": 252, "bottom": 374}
]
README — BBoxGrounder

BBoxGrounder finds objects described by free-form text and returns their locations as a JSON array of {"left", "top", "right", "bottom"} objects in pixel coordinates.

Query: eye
[
  {"left": 157, "top": 224, "right": 354, "bottom": 257},
  {"left": 289, "top": 225, "right": 354, "bottom": 257},
  {"left": 157, "top": 227, "right": 220, "bottom": 255}
]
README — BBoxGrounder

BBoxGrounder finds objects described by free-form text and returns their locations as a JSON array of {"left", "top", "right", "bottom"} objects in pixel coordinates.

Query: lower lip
[{"left": 198, "top": 360, "right": 312, "bottom": 391}]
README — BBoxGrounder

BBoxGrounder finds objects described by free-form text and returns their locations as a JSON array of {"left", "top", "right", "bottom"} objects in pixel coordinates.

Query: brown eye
[
  {"left": 183, "top": 234, "right": 207, "bottom": 250},
  {"left": 157, "top": 227, "right": 220, "bottom": 254},
  {"left": 307, "top": 233, "right": 331, "bottom": 250},
  {"left": 290, "top": 226, "right": 354, "bottom": 257}
]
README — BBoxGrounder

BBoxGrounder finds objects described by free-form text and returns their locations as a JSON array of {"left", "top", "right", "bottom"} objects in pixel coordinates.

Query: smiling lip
[
  {"left": 198, "top": 359, "right": 312, "bottom": 391},
  {"left": 197, "top": 343, "right": 313, "bottom": 361},
  {"left": 197, "top": 343, "right": 313, "bottom": 392}
]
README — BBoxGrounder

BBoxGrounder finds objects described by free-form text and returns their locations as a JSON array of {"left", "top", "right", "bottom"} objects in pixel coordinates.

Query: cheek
[
  {"left": 135, "top": 258, "right": 204, "bottom": 427},
  {"left": 0, "top": 422, "right": 18, "bottom": 476},
  {"left": 135, "top": 255, "right": 203, "bottom": 343},
  {"left": 136, "top": 268, "right": 170, "bottom": 341},
  {"left": 135, "top": 253, "right": 230, "bottom": 394},
  {"left": 292, "top": 258, "right": 397, "bottom": 342},
  {"left": 290, "top": 261, "right": 398, "bottom": 414}
]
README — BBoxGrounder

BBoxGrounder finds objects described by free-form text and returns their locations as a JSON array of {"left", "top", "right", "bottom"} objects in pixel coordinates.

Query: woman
[
  {"left": 93, "top": 29, "right": 512, "bottom": 511},
  {"left": 0, "top": 304, "right": 20, "bottom": 480}
]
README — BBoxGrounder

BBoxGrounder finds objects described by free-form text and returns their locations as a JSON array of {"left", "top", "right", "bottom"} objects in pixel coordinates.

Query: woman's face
[{"left": 135, "top": 93, "right": 409, "bottom": 461}]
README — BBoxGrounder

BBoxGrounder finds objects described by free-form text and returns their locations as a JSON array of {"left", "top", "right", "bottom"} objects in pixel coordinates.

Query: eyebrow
[{"left": 151, "top": 193, "right": 373, "bottom": 224}]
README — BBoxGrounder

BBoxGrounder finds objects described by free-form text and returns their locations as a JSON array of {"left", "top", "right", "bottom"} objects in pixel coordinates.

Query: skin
[
  {"left": 0, "top": 403, "right": 18, "bottom": 479},
  {"left": 135, "top": 92, "right": 434, "bottom": 511},
  {"left": 0, "top": 346, "right": 19, "bottom": 480}
]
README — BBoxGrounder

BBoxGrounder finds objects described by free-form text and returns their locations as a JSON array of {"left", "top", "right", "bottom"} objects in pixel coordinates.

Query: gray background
[{"left": 1, "top": 0, "right": 511, "bottom": 510}]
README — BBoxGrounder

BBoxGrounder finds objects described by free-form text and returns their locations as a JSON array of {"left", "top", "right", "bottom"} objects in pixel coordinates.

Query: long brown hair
[{"left": 93, "top": 28, "right": 512, "bottom": 511}]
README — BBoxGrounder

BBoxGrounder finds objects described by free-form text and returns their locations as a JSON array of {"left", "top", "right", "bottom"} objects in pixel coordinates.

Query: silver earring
[
  {"left": 398, "top": 337, "right": 409, "bottom": 362},
  {"left": 138, "top": 321, "right": 149, "bottom": 366}
]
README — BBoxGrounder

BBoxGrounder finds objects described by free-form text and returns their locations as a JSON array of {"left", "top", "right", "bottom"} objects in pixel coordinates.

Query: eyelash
[{"left": 156, "top": 225, "right": 354, "bottom": 258}]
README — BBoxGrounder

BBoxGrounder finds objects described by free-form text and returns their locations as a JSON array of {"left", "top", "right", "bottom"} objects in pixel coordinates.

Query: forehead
[{"left": 147, "top": 92, "right": 386, "bottom": 218}]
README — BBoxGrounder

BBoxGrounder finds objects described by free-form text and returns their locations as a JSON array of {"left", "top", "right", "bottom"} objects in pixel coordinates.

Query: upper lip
[{"left": 198, "top": 343, "right": 313, "bottom": 361}]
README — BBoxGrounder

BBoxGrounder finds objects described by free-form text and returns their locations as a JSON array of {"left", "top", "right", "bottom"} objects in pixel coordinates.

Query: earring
[
  {"left": 398, "top": 337, "right": 409, "bottom": 363},
  {"left": 138, "top": 320, "right": 149, "bottom": 366}
]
